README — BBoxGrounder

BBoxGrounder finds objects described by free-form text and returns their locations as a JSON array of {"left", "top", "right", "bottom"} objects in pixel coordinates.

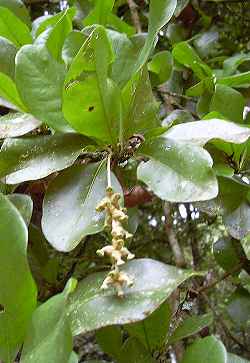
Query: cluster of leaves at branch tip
[{"left": 96, "top": 186, "right": 135, "bottom": 297}]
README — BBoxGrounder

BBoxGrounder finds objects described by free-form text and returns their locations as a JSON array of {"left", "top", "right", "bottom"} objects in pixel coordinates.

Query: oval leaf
[
  {"left": 67, "top": 258, "right": 196, "bottom": 335},
  {"left": 137, "top": 138, "right": 218, "bottom": 202},
  {"left": 0, "top": 112, "right": 41, "bottom": 138},
  {"left": 0, "top": 133, "right": 90, "bottom": 184},
  {"left": 42, "top": 161, "right": 122, "bottom": 252}
]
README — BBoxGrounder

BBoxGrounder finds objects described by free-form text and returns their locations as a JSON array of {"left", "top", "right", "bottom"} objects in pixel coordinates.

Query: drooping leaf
[
  {"left": 224, "top": 202, "right": 250, "bottom": 240},
  {"left": 0, "top": 0, "right": 31, "bottom": 26},
  {"left": 42, "top": 161, "right": 122, "bottom": 252},
  {"left": 0, "top": 36, "right": 17, "bottom": 79},
  {"left": 168, "top": 313, "right": 213, "bottom": 343},
  {"left": 164, "top": 119, "right": 250, "bottom": 146},
  {"left": 0, "top": 133, "right": 90, "bottom": 184},
  {"left": 148, "top": 51, "right": 173, "bottom": 85},
  {"left": 218, "top": 71, "right": 250, "bottom": 88},
  {"left": 7, "top": 193, "right": 33, "bottom": 226},
  {"left": 210, "top": 84, "right": 245, "bottom": 123},
  {"left": 125, "top": 302, "right": 172, "bottom": 351},
  {"left": 15, "top": 43, "right": 72, "bottom": 131},
  {"left": 67, "top": 258, "right": 196, "bottom": 335},
  {"left": 137, "top": 138, "right": 218, "bottom": 202},
  {"left": 0, "top": 193, "right": 37, "bottom": 363},
  {"left": 0, "top": 112, "right": 41, "bottom": 138},
  {"left": 181, "top": 336, "right": 227, "bottom": 363},
  {"left": 63, "top": 26, "right": 121, "bottom": 144},
  {"left": 0, "top": 6, "right": 32, "bottom": 47},
  {"left": 21, "top": 279, "right": 77, "bottom": 363}
]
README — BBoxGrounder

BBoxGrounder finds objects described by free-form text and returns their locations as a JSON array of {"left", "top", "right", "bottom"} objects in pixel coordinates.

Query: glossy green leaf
[
  {"left": 0, "top": 72, "right": 27, "bottom": 111},
  {"left": 0, "top": 112, "right": 41, "bottom": 138},
  {"left": 0, "top": 37, "right": 17, "bottom": 79},
  {"left": 122, "top": 67, "right": 159, "bottom": 138},
  {"left": 169, "top": 313, "right": 213, "bottom": 343},
  {"left": 226, "top": 288, "right": 250, "bottom": 329},
  {"left": 63, "top": 26, "right": 121, "bottom": 144},
  {"left": 120, "top": 337, "right": 156, "bottom": 363},
  {"left": 137, "top": 138, "right": 218, "bottom": 202},
  {"left": 218, "top": 71, "right": 250, "bottom": 88},
  {"left": 0, "top": 7, "right": 31, "bottom": 47},
  {"left": 8, "top": 193, "right": 33, "bottom": 226},
  {"left": 181, "top": 336, "right": 227, "bottom": 363},
  {"left": 83, "top": 0, "right": 115, "bottom": 26},
  {"left": 125, "top": 302, "right": 172, "bottom": 351},
  {"left": 164, "top": 119, "right": 250, "bottom": 146},
  {"left": 173, "top": 42, "right": 212, "bottom": 79},
  {"left": 42, "top": 161, "right": 122, "bottom": 252},
  {"left": 148, "top": 51, "right": 173, "bottom": 85},
  {"left": 21, "top": 279, "right": 77, "bottom": 363},
  {"left": 69, "top": 352, "right": 79, "bottom": 363},
  {"left": 0, "top": 133, "right": 90, "bottom": 184},
  {"left": 62, "top": 31, "right": 87, "bottom": 67},
  {"left": 213, "top": 237, "right": 243, "bottom": 272},
  {"left": 15, "top": 43, "right": 72, "bottom": 132},
  {"left": 67, "top": 258, "right": 196, "bottom": 335},
  {"left": 0, "top": 0, "right": 30, "bottom": 26},
  {"left": 133, "top": 0, "right": 177, "bottom": 73},
  {"left": 210, "top": 84, "right": 245, "bottom": 123},
  {"left": 0, "top": 193, "right": 37, "bottom": 363},
  {"left": 47, "top": 8, "right": 74, "bottom": 62},
  {"left": 96, "top": 326, "right": 123, "bottom": 361}
]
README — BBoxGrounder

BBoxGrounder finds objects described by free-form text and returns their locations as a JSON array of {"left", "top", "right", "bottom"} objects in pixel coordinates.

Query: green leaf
[
  {"left": 62, "top": 31, "right": 87, "bottom": 67},
  {"left": 0, "top": 37, "right": 17, "bottom": 79},
  {"left": 181, "top": 336, "right": 227, "bottom": 363},
  {"left": 169, "top": 313, "right": 213, "bottom": 344},
  {"left": 210, "top": 84, "right": 245, "bottom": 123},
  {"left": 227, "top": 353, "right": 250, "bottom": 363},
  {"left": 173, "top": 42, "right": 212, "bottom": 79},
  {"left": 0, "top": 0, "right": 30, "bottom": 26},
  {"left": 0, "top": 193, "right": 37, "bottom": 363},
  {"left": 137, "top": 138, "right": 218, "bottom": 202},
  {"left": 21, "top": 279, "right": 77, "bottom": 363},
  {"left": 133, "top": 0, "right": 177, "bottom": 73},
  {"left": 0, "top": 133, "right": 90, "bottom": 184},
  {"left": 213, "top": 237, "right": 243, "bottom": 273},
  {"left": 107, "top": 13, "right": 135, "bottom": 36},
  {"left": 96, "top": 326, "right": 123, "bottom": 361},
  {"left": 125, "top": 302, "right": 172, "bottom": 351},
  {"left": 0, "top": 112, "right": 41, "bottom": 138},
  {"left": 15, "top": 44, "right": 72, "bottom": 132},
  {"left": 164, "top": 119, "right": 250, "bottom": 146},
  {"left": 0, "top": 6, "right": 32, "bottom": 47},
  {"left": 148, "top": 51, "right": 173, "bottom": 85},
  {"left": 122, "top": 67, "right": 159, "bottom": 138},
  {"left": 226, "top": 288, "right": 250, "bottom": 329},
  {"left": 83, "top": 0, "right": 115, "bottom": 26},
  {"left": 68, "top": 352, "right": 79, "bottom": 363},
  {"left": 47, "top": 8, "right": 74, "bottom": 62},
  {"left": 0, "top": 72, "right": 27, "bottom": 111},
  {"left": 42, "top": 161, "right": 122, "bottom": 252},
  {"left": 120, "top": 337, "right": 156, "bottom": 363},
  {"left": 218, "top": 71, "right": 250, "bottom": 88},
  {"left": 7, "top": 193, "right": 33, "bottom": 226},
  {"left": 63, "top": 26, "right": 121, "bottom": 144},
  {"left": 67, "top": 258, "right": 196, "bottom": 335}
]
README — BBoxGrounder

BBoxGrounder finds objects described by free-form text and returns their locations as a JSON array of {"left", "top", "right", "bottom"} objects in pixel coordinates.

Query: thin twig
[{"left": 127, "top": 0, "right": 142, "bottom": 33}]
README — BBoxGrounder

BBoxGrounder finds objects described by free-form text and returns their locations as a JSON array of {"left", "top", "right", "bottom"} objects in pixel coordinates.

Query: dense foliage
[{"left": 0, "top": 0, "right": 249, "bottom": 362}]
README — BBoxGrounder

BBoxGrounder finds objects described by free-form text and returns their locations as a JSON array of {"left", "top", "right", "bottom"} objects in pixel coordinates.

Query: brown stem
[{"left": 127, "top": 0, "right": 142, "bottom": 33}]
